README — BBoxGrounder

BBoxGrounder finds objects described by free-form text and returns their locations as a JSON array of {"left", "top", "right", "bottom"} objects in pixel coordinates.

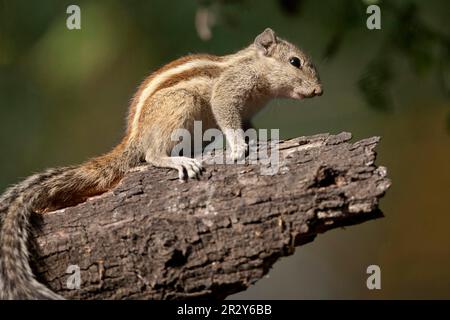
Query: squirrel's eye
[{"left": 289, "top": 57, "right": 301, "bottom": 68}]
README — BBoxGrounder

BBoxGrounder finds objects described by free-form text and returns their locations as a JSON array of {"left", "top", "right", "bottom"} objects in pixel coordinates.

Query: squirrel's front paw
[
  {"left": 224, "top": 128, "right": 248, "bottom": 162},
  {"left": 230, "top": 140, "right": 248, "bottom": 162}
]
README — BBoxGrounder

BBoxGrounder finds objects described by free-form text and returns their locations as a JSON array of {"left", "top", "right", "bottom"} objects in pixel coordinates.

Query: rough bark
[{"left": 31, "top": 132, "right": 391, "bottom": 299}]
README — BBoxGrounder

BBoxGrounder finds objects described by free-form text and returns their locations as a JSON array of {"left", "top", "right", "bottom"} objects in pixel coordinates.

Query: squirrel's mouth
[
  {"left": 291, "top": 90, "right": 314, "bottom": 100},
  {"left": 292, "top": 86, "right": 323, "bottom": 100},
  {"left": 292, "top": 92, "right": 305, "bottom": 100}
]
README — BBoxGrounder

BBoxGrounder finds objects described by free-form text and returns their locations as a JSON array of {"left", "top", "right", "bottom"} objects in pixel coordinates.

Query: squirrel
[{"left": 0, "top": 28, "right": 322, "bottom": 299}]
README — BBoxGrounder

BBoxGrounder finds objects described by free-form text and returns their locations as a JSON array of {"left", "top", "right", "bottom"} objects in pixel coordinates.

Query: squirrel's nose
[{"left": 313, "top": 86, "right": 323, "bottom": 96}]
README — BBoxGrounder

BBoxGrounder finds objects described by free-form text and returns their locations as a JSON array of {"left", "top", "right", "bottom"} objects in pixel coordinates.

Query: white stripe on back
[{"left": 129, "top": 51, "right": 253, "bottom": 137}]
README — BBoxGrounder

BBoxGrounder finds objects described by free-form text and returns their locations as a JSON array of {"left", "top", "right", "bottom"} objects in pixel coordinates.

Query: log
[{"left": 30, "top": 132, "right": 391, "bottom": 299}]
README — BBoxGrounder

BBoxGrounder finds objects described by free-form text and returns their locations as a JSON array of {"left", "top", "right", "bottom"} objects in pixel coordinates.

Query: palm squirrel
[{"left": 0, "top": 28, "right": 322, "bottom": 299}]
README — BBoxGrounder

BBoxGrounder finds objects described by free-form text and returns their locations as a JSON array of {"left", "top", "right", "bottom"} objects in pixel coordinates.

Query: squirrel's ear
[{"left": 254, "top": 28, "right": 277, "bottom": 55}]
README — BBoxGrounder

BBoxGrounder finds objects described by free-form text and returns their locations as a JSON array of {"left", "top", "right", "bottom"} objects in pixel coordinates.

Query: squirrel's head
[{"left": 253, "top": 28, "right": 322, "bottom": 100}]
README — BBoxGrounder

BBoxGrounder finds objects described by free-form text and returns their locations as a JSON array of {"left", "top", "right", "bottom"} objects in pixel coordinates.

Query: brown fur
[
  {"left": 126, "top": 54, "right": 223, "bottom": 137},
  {"left": 149, "top": 65, "right": 223, "bottom": 99}
]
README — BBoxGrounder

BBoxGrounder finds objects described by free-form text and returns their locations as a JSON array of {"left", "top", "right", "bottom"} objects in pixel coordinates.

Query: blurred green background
[{"left": 1, "top": 0, "right": 449, "bottom": 299}]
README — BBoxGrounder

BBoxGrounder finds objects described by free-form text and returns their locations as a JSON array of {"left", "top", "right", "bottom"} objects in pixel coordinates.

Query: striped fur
[{"left": 127, "top": 50, "right": 255, "bottom": 138}]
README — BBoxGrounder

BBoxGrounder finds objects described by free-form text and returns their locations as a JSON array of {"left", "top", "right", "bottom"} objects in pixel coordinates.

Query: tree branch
[{"left": 31, "top": 132, "right": 391, "bottom": 299}]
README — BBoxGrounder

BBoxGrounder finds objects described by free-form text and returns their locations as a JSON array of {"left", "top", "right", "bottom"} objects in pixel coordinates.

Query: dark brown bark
[{"left": 31, "top": 132, "right": 390, "bottom": 299}]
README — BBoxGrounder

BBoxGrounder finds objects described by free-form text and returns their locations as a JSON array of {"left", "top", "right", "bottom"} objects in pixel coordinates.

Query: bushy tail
[
  {"left": 0, "top": 143, "right": 138, "bottom": 299},
  {"left": 0, "top": 167, "right": 70, "bottom": 299}
]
